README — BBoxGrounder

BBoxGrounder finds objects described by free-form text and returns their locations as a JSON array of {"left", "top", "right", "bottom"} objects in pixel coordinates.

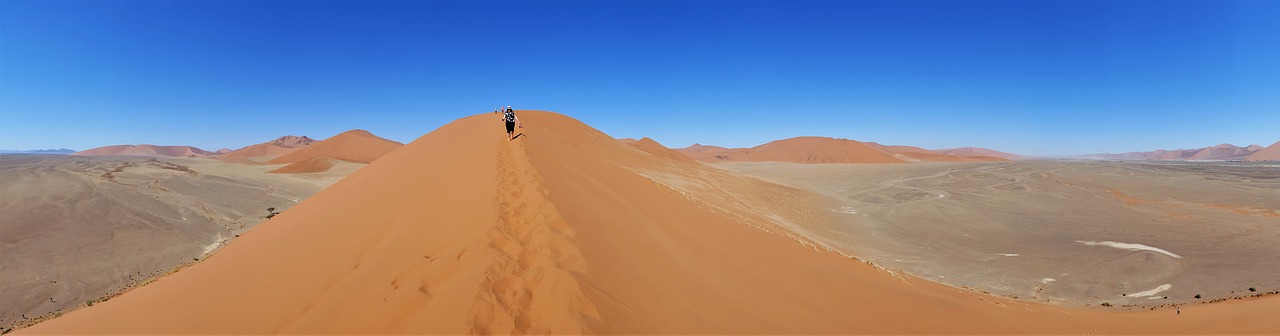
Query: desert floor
[
  {"left": 0, "top": 154, "right": 359, "bottom": 329},
  {"left": 719, "top": 160, "right": 1280, "bottom": 309}
]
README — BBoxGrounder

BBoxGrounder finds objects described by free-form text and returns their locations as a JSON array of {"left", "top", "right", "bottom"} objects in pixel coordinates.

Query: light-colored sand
[
  {"left": 1246, "top": 140, "right": 1280, "bottom": 161},
  {"left": 720, "top": 160, "right": 1280, "bottom": 311},
  {"left": 0, "top": 155, "right": 354, "bottom": 330},
  {"left": 680, "top": 136, "right": 906, "bottom": 163},
  {"left": 1077, "top": 240, "right": 1182, "bottom": 259},
  {"left": 866, "top": 143, "right": 1009, "bottom": 162},
  {"left": 18, "top": 112, "right": 1280, "bottom": 334},
  {"left": 71, "top": 145, "right": 212, "bottom": 157},
  {"left": 933, "top": 146, "right": 1023, "bottom": 159},
  {"left": 267, "top": 129, "right": 402, "bottom": 164}
]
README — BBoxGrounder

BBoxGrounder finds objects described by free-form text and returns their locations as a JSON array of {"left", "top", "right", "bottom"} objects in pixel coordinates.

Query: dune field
[{"left": 16, "top": 112, "right": 1280, "bottom": 334}]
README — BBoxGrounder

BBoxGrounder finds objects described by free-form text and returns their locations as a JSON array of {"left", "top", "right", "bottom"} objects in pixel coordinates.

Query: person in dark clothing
[{"left": 501, "top": 106, "right": 522, "bottom": 141}]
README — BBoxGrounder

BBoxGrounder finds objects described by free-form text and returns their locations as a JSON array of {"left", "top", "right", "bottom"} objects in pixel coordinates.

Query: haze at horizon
[{"left": 1, "top": 1, "right": 1276, "bottom": 156}]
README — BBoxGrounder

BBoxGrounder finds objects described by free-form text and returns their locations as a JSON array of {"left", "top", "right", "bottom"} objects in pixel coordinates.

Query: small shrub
[
  {"left": 1101, "top": 302, "right": 1113, "bottom": 307},
  {"left": 1249, "top": 287, "right": 1256, "bottom": 292},
  {"left": 192, "top": 258, "right": 199, "bottom": 262},
  {"left": 86, "top": 300, "right": 94, "bottom": 307},
  {"left": 1194, "top": 294, "right": 1202, "bottom": 299}
]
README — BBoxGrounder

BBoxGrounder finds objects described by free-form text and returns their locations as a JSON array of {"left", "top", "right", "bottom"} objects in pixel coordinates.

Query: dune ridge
[
  {"left": 1245, "top": 140, "right": 1280, "bottom": 161},
  {"left": 267, "top": 129, "right": 402, "bottom": 164},
  {"left": 21, "top": 112, "right": 1280, "bottom": 334},
  {"left": 934, "top": 146, "right": 1023, "bottom": 160},
  {"left": 72, "top": 145, "right": 211, "bottom": 157},
  {"left": 676, "top": 136, "right": 906, "bottom": 163}
]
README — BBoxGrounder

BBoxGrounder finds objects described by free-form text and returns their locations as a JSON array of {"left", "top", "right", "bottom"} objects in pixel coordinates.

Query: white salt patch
[
  {"left": 1041, "top": 278, "right": 1056, "bottom": 284},
  {"left": 835, "top": 206, "right": 858, "bottom": 214},
  {"left": 1126, "top": 284, "right": 1172, "bottom": 297},
  {"left": 202, "top": 234, "right": 226, "bottom": 255},
  {"left": 999, "top": 253, "right": 1020, "bottom": 257},
  {"left": 1076, "top": 240, "right": 1182, "bottom": 258},
  {"left": 1148, "top": 296, "right": 1165, "bottom": 300},
  {"left": 938, "top": 194, "right": 946, "bottom": 198}
]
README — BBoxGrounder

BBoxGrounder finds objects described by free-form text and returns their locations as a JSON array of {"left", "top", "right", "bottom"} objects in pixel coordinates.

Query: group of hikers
[{"left": 494, "top": 106, "right": 522, "bottom": 141}]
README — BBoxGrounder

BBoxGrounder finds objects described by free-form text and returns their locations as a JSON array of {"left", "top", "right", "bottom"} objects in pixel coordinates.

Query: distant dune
[
  {"left": 23, "top": 111, "right": 1280, "bottom": 334},
  {"left": 626, "top": 137, "right": 698, "bottom": 164},
  {"left": 1245, "top": 140, "right": 1280, "bottom": 161},
  {"left": 676, "top": 137, "right": 905, "bottom": 163},
  {"left": 934, "top": 147, "right": 1023, "bottom": 160},
  {"left": 267, "top": 130, "right": 401, "bottom": 164},
  {"left": 268, "top": 156, "right": 343, "bottom": 174},
  {"left": 1089, "top": 144, "right": 1263, "bottom": 161},
  {"left": 72, "top": 145, "right": 211, "bottom": 157},
  {"left": 217, "top": 136, "right": 320, "bottom": 163},
  {"left": 866, "top": 143, "right": 1009, "bottom": 162}
]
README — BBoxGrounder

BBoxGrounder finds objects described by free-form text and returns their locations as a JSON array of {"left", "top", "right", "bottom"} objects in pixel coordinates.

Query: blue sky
[{"left": 1, "top": 1, "right": 1276, "bottom": 156}]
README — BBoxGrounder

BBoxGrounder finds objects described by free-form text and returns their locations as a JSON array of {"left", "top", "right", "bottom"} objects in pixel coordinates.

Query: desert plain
[
  {"left": 0, "top": 154, "right": 359, "bottom": 329},
  {"left": 720, "top": 160, "right": 1280, "bottom": 309}
]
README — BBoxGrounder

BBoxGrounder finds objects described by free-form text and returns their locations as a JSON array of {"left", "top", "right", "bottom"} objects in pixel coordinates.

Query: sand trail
[{"left": 470, "top": 140, "right": 597, "bottom": 334}]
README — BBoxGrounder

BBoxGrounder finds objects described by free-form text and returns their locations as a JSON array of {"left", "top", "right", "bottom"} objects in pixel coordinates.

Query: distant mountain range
[
  {"left": 1083, "top": 142, "right": 1278, "bottom": 161},
  {"left": 0, "top": 148, "right": 76, "bottom": 154}
]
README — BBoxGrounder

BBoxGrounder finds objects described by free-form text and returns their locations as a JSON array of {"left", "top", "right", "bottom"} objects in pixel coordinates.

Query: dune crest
[
  {"left": 677, "top": 137, "right": 905, "bottom": 163},
  {"left": 1245, "top": 140, "right": 1280, "bottom": 161},
  {"left": 22, "top": 112, "right": 1280, "bottom": 334},
  {"left": 267, "top": 129, "right": 402, "bottom": 164},
  {"left": 72, "top": 145, "right": 211, "bottom": 157}
]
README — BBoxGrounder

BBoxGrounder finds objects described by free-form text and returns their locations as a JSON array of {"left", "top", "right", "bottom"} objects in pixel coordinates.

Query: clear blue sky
[{"left": 1, "top": 1, "right": 1276, "bottom": 156}]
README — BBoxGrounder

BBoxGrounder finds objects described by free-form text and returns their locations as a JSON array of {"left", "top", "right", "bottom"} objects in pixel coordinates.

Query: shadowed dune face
[{"left": 17, "top": 112, "right": 1280, "bottom": 334}]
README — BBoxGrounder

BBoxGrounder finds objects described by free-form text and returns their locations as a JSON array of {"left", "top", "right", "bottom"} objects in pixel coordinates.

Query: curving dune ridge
[{"left": 22, "top": 111, "right": 1280, "bottom": 334}]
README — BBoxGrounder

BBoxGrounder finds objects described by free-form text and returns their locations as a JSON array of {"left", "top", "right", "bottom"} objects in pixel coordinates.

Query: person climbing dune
[{"left": 501, "top": 106, "right": 522, "bottom": 141}]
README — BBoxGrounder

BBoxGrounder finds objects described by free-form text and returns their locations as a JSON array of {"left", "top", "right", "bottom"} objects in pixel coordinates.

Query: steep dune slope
[
  {"left": 267, "top": 130, "right": 402, "bottom": 164},
  {"left": 1246, "top": 140, "right": 1280, "bottom": 161},
  {"left": 23, "top": 112, "right": 1280, "bottom": 334},
  {"left": 626, "top": 137, "right": 698, "bottom": 164}
]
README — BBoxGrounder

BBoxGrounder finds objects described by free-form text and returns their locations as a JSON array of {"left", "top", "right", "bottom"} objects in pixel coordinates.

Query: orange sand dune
[
  {"left": 934, "top": 146, "right": 1023, "bottom": 159},
  {"left": 267, "top": 129, "right": 402, "bottom": 164},
  {"left": 218, "top": 136, "right": 320, "bottom": 163},
  {"left": 23, "top": 112, "right": 1280, "bottom": 334},
  {"left": 678, "top": 137, "right": 905, "bottom": 163},
  {"left": 71, "top": 144, "right": 212, "bottom": 157},
  {"left": 269, "top": 155, "right": 342, "bottom": 174},
  {"left": 674, "top": 143, "right": 736, "bottom": 161},
  {"left": 625, "top": 137, "right": 698, "bottom": 164},
  {"left": 216, "top": 143, "right": 297, "bottom": 163},
  {"left": 1246, "top": 140, "right": 1280, "bottom": 161}
]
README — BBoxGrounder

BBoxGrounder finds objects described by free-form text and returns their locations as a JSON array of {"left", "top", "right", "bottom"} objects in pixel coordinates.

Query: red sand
[
  {"left": 268, "top": 156, "right": 343, "bottom": 174},
  {"left": 71, "top": 145, "right": 212, "bottom": 157},
  {"left": 1245, "top": 140, "right": 1280, "bottom": 161},
  {"left": 267, "top": 130, "right": 402, "bottom": 164},
  {"left": 23, "top": 112, "right": 1280, "bottom": 334}
]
